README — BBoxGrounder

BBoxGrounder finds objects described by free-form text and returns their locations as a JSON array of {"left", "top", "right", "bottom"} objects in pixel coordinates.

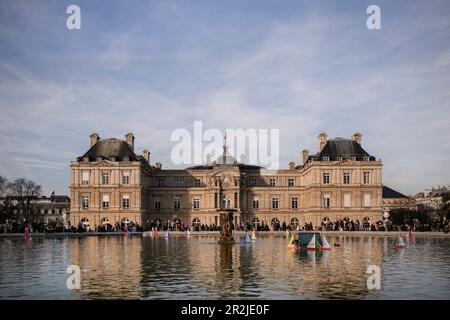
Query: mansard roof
[
  {"left": 77, "top": 138, "right": 139, "bottom": 162},
  {"left": 382, "top": 185, "right": 409, "bottom": 199},
  {"left": 318, "top": 138, "right": 373, "bottom": 160}
]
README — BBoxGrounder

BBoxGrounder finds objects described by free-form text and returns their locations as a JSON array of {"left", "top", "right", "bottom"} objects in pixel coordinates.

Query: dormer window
[
  {"left": 322, "top": 156, "right": 329, "bottom": 162},
  {"left": 123, "top": 157, "right": 129, "bottom": 162},
  {"left": 350, "top": 156, "right": 356, "bottom": 161},
  {"left": 336, "top": 156, "right": 343, "bottom": 162},
  {"left": 110, "top": 157, "right": 115, "bottom": 162},
  {"left": 363, "top": 156, "right": 369, "bottom": 161},
  {"left": 96, "top": 157, "right": 102, "bottom": 162},
  {"left": 83, "top": 157, "right": 89, "bottom": 162}
]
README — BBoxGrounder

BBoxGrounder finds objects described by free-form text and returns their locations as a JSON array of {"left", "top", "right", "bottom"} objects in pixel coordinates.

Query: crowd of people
[{"left": 0, "top": 217, "right": 448, "bottom": 234}]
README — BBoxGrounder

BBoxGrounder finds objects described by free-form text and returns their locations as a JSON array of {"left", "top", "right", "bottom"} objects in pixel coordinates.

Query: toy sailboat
[
  {"left": 242, "top": 232, "right": 251, "bottom": 243},
  {"left": 307, "top": 234, "right": 323, "bottom": 251},
  {"left": 321, "top": 234, "right": 331, "bottom": 250},
  {"left": 251, "top": 229, "right": 257, "bottom": 241},
  {"left": 396, "top": 235, "right": 405, "bottom": 248},
  {"left": 186, "top": 229, "right": 191, "bottom": 236},
  {"left": 285, "top": 229, "right": 289, "bottom": 237}
]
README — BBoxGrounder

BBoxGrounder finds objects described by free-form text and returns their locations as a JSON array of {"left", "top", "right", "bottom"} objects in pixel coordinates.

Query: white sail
[
  {"left": 321, "top": 234, "right": 331, "bottom": 249},
  {"left": 397, "top": 236, "right": 405, "bottom": 247},
  {"left": 307, "top": 234, "right": 316, "bottom": 250},
  {"left": 285, "top": 229, "right": 289, "bottom": 236}
]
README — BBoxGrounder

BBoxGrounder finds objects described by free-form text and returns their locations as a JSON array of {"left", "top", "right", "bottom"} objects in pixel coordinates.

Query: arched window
[
  {"left": 271, "top": 218, "right": 280, "bottom": 225},
  {"left": 81, "top": 218, "right": 89, "bottom": 225},
  {"left": 121, "top": 218, "right": 131, "bottom": 225},
  {"left": 252, "top": 218, "right": 260, "bottom": 229},
  {"left": 192, "top": 218, "right": 201, "bottom": 226},
  {"left": 291, "top": 217, "right": 299, "bottom": 226},
  {"left": 173, "top": 218, "right": 181, "bottom": 224},
  {"left": 101, "top": 217, "right": 110, "bottom": 225}
]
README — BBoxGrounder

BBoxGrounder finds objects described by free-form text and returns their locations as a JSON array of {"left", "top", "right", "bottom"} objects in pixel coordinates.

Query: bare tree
[
  {"left": 0, "top": 175, "right": 7, "bottom": 196},
  {"left": 7, "top": 178, "right": 42, "bottom": 223}
]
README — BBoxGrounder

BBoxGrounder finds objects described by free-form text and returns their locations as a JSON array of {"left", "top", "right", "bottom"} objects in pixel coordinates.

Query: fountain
[{"left": 217, "top": 208, "right": 236, "bottom": 245}]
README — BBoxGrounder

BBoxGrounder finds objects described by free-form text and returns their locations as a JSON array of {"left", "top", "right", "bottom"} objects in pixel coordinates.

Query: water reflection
[{"left": 0, "top": 235, "right": 449, "bottom": 299}]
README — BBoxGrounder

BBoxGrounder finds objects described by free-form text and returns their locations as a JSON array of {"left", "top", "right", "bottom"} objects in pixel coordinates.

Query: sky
[{"left": 0, "top": 0, "right": 449, "bottom": 196}]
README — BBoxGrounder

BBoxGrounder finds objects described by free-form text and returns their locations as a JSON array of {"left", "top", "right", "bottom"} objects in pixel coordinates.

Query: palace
[{"left": 70, "top": 132, "right": 390, "bottom": 230}]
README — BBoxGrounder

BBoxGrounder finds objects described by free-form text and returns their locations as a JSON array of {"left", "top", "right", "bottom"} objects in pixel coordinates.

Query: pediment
[{"left": 94, "top": 160, "right": 119, "bottom": 167}]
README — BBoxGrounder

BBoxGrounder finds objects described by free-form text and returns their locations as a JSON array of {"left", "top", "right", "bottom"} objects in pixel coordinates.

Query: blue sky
[{"left": 0, "top": 0, "right": 449, "bottom": 195}]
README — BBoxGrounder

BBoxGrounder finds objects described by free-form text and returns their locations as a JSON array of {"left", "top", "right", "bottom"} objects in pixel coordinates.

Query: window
[
  {"left": 322, "top": 156, "right": 329, "bottom": 162},
  {"left": 272, "top": 197, "right": 279, "bottom": 210},
  {"left": 234, "top": 179, "right": 238, "bottom": 187},
  {"left": 288, "top": 178, "right": 294, "bottom": 187},
  {"left": 291, "top": 197, "right": 298, "bottom": 209},
  {"left": 158, "top": 177, "right": 165, "bottom": 187},
  {"left": 270, "top": 178, "right": 276, "bottom": 187},
  {"left": 194, "top": 178, "right": 201, "bottom": 187},
  {"left": 323, "top": 172, "right": 330, "bottom": 184},
  {"left": 154, "top": 199, "right": 161, "bottom": 210},
  {"left": 193, "top": 197, "right": 200, "bottom": 210},
  {"left": 363, "top": 156, "right": 369, "bottom": 161},
  {"left": 82, "top": 172, "right": 89, "bottom": 185},
  {"left": 102, "top": 194, "right": 109, "bottom": 209},
  {"left": 336, "top": 156, "right": 343, "bottom": 162},
  {"left": 174, "top": 198, "right": 180, "bottom": 210},
  {"left": 363, "top": 171, "right": 370, "bottom": 184},
  {"left": 350, "top": 156, "right": 356, "bottom": 161},
  {"left": 343, "top": 172, "right": 350, "bottom": 184},
  {"left": 110, "top": 157, "right": 115, "bottom": 162},
  {"left": 364, "top": 194, "right": 371, "bottom": 207},
  {"left": 123, "top": 157, "right": 129, "bottom": 162},
  {"left": 51, "top": 208, "right": 55, "bottom": 214},
  {"left": 344, "top": 194, "right": 351, "bottom": 207},
  {"left": 176, "top": 179, "right": 183, "bottom": 187},
  {"left": 252, "top": 199, "right": 259, "bottom": 209},
  {"left": 252, "top": 218, "right": 261, "bottom": 229},
  {"left": 102, "top": 172, "right": 109, "bottom": 185},
  {"left": 122, "top": 195, "right": 130, "bottom": 209},
  {"left": 323, "top": 195, "right": 331, "bottom": 208},
  {"left": 82, "top": 195, "right": 89, "bottom": 209},
  {"left": 59, "top": 208, "right": 63, "bottom": 214},
  {"left": 122, "top": 172, "right": 130, "bottom": 185},
  {"left": 250, "top": 178, "right": 257, "bottom": 187}
]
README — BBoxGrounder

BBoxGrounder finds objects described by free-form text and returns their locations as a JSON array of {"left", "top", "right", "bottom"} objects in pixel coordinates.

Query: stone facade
[{"left": 70, "top": 132, "right": 385, "bottom": 230}]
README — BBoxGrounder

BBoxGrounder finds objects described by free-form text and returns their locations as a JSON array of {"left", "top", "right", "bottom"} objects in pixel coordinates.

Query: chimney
[
  {"left": 90, "top": 133, "right": 100, "bottom": 147},
  {"left": 352, "top": 132, "right": 362, "bottom": 145},
  {"left": 318, "top": 133, "right": 328, "bottom": 152},
  {"left": 125, "top": 133, "right": 135, "bottom": 151},
  {"left": 302, "top": 149, "right": 309, "bottom": 166},
  {"left": 289, "top": 161, "right": 296, "bottom": 170},
  {"left": 142, "top": 149, "right": 150, "bottom": 163}
]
